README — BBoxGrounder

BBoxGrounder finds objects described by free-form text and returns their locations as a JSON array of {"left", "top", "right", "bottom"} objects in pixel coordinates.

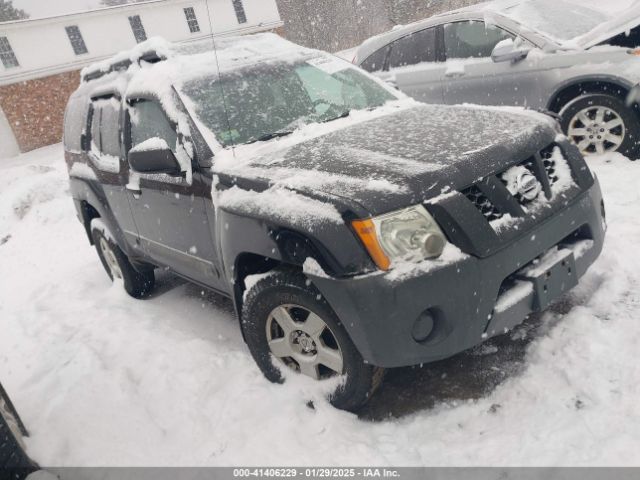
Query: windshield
[
  {"left": 181, "top": 56, "right": 398, "bottom": 147},
  {"left": 501, "top": 0, "right": 609, "bottom": 41}
]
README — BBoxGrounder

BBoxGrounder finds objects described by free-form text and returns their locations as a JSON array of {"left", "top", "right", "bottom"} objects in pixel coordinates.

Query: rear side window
[
  {"left": 360, "top": 47, "right": 388, "bottom": 73},
  {"left": 444, "top": 21, "right": 513, "bottom": 59},
  {"left": 90, "top": 104, "right": 101, "bottom": 153},
  {"left": 86, "top": 97, "right": 122, "bottom": 173},
  {"left": 99, "top": 98, "right": 122, "bottom": 157},
  {"left": 63, "top": 97, "right": 88, "bottom": 153},
  {"left": 388, "top": 27, "right": 437, "bottom": 69},
  {"left": 128, "top": 100, "right": 178, "bottom": 151}
]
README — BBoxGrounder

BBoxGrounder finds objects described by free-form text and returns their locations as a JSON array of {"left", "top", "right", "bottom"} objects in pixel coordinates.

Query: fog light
[{"left": 412, "top": 310, "right": 435, "bottom": 342}]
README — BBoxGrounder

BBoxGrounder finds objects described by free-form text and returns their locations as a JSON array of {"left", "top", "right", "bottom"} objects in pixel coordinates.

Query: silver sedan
[{"left": 355, "top": 0, "right": 640, "bottom": 157}]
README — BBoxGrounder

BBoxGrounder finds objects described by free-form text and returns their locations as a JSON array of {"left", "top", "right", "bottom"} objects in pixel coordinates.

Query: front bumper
[{"left": 310, "top": 178, "right": 606, "bottom": 368}]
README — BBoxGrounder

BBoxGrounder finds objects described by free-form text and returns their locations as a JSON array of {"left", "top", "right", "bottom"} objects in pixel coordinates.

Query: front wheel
[
  {"left": 559, "top": 93, "right": 640, "bottom": 158},
  {"left": 242, "top": 270, "right": 384, "bottom": 411}
]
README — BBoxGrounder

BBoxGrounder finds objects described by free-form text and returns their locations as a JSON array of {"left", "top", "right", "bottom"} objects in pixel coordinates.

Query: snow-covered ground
[{"left": 1, "top": 144, "right": 639, "bottom": 466}]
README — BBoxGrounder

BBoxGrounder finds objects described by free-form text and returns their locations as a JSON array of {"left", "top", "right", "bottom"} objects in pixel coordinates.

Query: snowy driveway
[{"left": 0, "top": 145, "right": 639, "bottom": 466}]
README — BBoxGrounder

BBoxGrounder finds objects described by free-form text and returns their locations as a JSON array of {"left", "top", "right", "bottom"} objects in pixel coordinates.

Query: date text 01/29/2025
[{"left": 232, "top": 468, "right": 400, "bottom": 478}]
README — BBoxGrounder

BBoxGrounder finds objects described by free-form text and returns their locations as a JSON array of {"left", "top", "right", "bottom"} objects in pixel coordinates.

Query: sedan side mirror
[
  {"left": 491, "top": 38, "right": 530, "bottom": 63},
  {"left": 128, "top": 138, "right": 182, "bottom": 175}
]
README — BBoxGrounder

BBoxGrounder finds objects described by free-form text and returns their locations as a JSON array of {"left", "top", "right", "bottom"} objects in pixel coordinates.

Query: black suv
[{"left": 63, "top": 34, "right": 606, "bottom": 411}]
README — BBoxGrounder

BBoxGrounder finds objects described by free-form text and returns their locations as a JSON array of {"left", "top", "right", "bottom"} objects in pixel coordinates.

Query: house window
[
  {"left": 128, "top": 15, "right": 147, "bottom": 43},
  {"left": 183, "top": 7, "right": 200, "bottom": 33},
  {"left": 232, "top": 0, "right": 247, "bottom": 24},
  {"left": 0, "top": 36, "right": 19, "bottom": 69},
  {"left": 65, "top": 26, "right": 88, "bottom": 55}
]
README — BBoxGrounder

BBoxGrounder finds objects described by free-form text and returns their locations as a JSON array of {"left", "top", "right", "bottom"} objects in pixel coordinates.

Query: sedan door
[
  {"left": 383, "top": 26, "right": 446, "bottom": 104},
  {"left": 440, "top": 20, "right": 544, "bottom": 109}
]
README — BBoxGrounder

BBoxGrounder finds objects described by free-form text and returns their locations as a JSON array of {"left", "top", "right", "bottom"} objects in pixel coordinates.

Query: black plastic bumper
[{"left": 310, "top": 178, "right": 606, "bottom": 368}]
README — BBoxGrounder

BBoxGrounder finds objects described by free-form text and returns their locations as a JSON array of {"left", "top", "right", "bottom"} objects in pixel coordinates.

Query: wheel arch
[
  {"left": 219, "top": 211, "right": 343, "bottom": 329},
  {"left": 79, "top": 199, "right": 101, "bottom": 245},
  {"left": 232, "top": 252, "right": 286, "bottom": 322},
  {"left": 229, "top": 231, "right": 333, "bottom": 327},
  {"left": 547, "top": 77, "right": 634, "bottom": 113},
  {"left": 69, "top": 177, "right": 133, "bottom": 257}
]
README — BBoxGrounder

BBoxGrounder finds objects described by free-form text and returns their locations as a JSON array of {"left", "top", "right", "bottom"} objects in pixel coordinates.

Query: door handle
[{"left": 445, "top": 71, "right": 465, "bottom": 78}]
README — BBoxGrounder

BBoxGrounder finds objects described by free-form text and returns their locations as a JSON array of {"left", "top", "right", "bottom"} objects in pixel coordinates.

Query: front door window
[{"left": 443, "top": 21, "right": 514, "bottom": 59}]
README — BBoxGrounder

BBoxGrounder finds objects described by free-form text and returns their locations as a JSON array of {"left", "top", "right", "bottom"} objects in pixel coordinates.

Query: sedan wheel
[
  {"left": 266, "top": 304, "right": 344, "bottom": 380},
  {"left": 568, "top": 106, "right": 625, "bottom": 155}
]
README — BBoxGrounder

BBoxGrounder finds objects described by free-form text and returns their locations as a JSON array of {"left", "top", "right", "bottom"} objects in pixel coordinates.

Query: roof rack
[{"left": 81, "top": 47, "right": 168, "bottom": 83}]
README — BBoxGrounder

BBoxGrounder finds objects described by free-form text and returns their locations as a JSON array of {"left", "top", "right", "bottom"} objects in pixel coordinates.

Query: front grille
[
  {"left": 462, "top": 143, "right": 574, "bottom": 226},
  {"left": 462, "top": 185, "right": 503, "bottom": 221},
  {"left": 541, "top": 147, "right": 560, "bottom": 185}
]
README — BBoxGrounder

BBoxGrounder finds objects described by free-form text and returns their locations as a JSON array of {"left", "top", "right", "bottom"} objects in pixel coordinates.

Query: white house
[{"left": 0, "top": 0, "right": 283, "bottom": 157}]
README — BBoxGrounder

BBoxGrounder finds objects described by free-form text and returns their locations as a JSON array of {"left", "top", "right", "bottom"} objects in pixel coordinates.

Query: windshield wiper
[
  {"left": 246, "top": 130, "right": 294, "bottom": 145},
  {"left": 322, "top": 109, "right": 351, "bottom": 123}
]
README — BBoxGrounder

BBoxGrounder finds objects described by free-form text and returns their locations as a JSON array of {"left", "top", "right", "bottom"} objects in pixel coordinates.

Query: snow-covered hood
[
  {"left": 215, "top": 105, "right": 557, "bottom": 216},
  {"left": 571, "top": 4, "right": 640, "bottom": 49}
]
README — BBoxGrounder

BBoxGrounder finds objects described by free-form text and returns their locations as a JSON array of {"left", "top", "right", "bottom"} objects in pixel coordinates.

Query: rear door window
[
  {"left": 444, "top": 21, "right": 513, "bottom": 59},
  {"left": 360, "top": 47, "right": 389, "bottom": 73},
  {"left": 63, "top": 97, "right": 88, "bottom": 153},
  {"left": 87, "top": 97, "right": 122, "bottom": 173},
  {"left": 99, "top": 98, "right": 122, "bottom": 157},
  {"left": 388, "top": 27, "right": 437, "bottom": 69},
  {"left": 89, "top": 104, "right": 101, "bottom": 154}
]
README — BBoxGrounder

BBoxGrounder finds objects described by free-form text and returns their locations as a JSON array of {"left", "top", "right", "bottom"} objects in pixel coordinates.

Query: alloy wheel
[
  {"left": 99, "top": 237, "right": 123, "bottom": 280},
  {"left": 567, "top": 106, "right": 626, "bottom": 155},
  {"left": 266, "top": 304, "right": 344, "bottom": 380}
]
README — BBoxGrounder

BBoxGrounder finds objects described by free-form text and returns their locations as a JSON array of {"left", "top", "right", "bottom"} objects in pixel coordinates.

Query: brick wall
[
  {"left": 275, "top": 0, "right": 484, "bottom": 52},
  {"left": 0, "top": 70, "right": 80, "bottom": 153}
]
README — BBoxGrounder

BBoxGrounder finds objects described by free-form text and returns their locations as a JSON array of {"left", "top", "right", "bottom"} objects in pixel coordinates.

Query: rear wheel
[
  {"left": 242, "top": 270, "right": 384, "bottom": 411},
  {"left": 559, "top": 93, "right": 640, "bottom": 157},
  {"left": 91, "top": 220, "right": 155, "bottom": 298}
]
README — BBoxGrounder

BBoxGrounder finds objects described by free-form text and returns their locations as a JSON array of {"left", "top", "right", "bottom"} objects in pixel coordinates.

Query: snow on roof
[{"left": 81, "top": 33, "right": 313, "bottom": 83}]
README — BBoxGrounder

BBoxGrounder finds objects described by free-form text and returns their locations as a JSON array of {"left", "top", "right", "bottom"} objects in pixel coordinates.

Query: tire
[
  {"left": 559, "top": 93, "right": 640, "bottom": 158},
  {"left": 0, "top": 384, "right": 37, "bottom": 474},
  {"left": 242, "top": 269, "right": 384, "bottom": 412},
  {"left": 90, "top": 220, "right": 155, "bottom": 299}
]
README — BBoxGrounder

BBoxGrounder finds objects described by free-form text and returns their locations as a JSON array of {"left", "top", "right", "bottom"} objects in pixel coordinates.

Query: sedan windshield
[
  {"left": 181, "top": 56, "right": 398, "bottom": 147},
  {"left": 501, "top": 0, "right": 608, "bottom": 41}
]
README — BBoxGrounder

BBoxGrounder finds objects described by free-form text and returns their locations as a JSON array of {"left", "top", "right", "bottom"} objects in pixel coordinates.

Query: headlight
[{"left": 352, "top": 205, "right": 447, "bottom": 271}]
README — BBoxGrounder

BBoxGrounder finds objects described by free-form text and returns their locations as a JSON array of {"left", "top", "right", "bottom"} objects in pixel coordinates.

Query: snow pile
[
  {"left": 218, "top": 185, "right": 343, "bottom": 229},
  {"left": 68, "top": 162, "right": 97, "bottom": 181},
  {"left": 385, "top": 243, "right": 469, "bottom": 282},
  {"left": 494, "top": 281, "right": 534, "bottom": 313},
  {"left": 129, "top": 137, "right": 170, "bottom": 153},
  {"left": 1, "top": 145, "right": 640, "bottom": 466}
]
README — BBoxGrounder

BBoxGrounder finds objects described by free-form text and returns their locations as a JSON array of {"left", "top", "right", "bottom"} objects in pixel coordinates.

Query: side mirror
[
  {"left": 491, "top": 38, "right": 530, "bottom": 63},
  {"left": 128, "top": 138, "right": 182, "bottom": 175}
]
